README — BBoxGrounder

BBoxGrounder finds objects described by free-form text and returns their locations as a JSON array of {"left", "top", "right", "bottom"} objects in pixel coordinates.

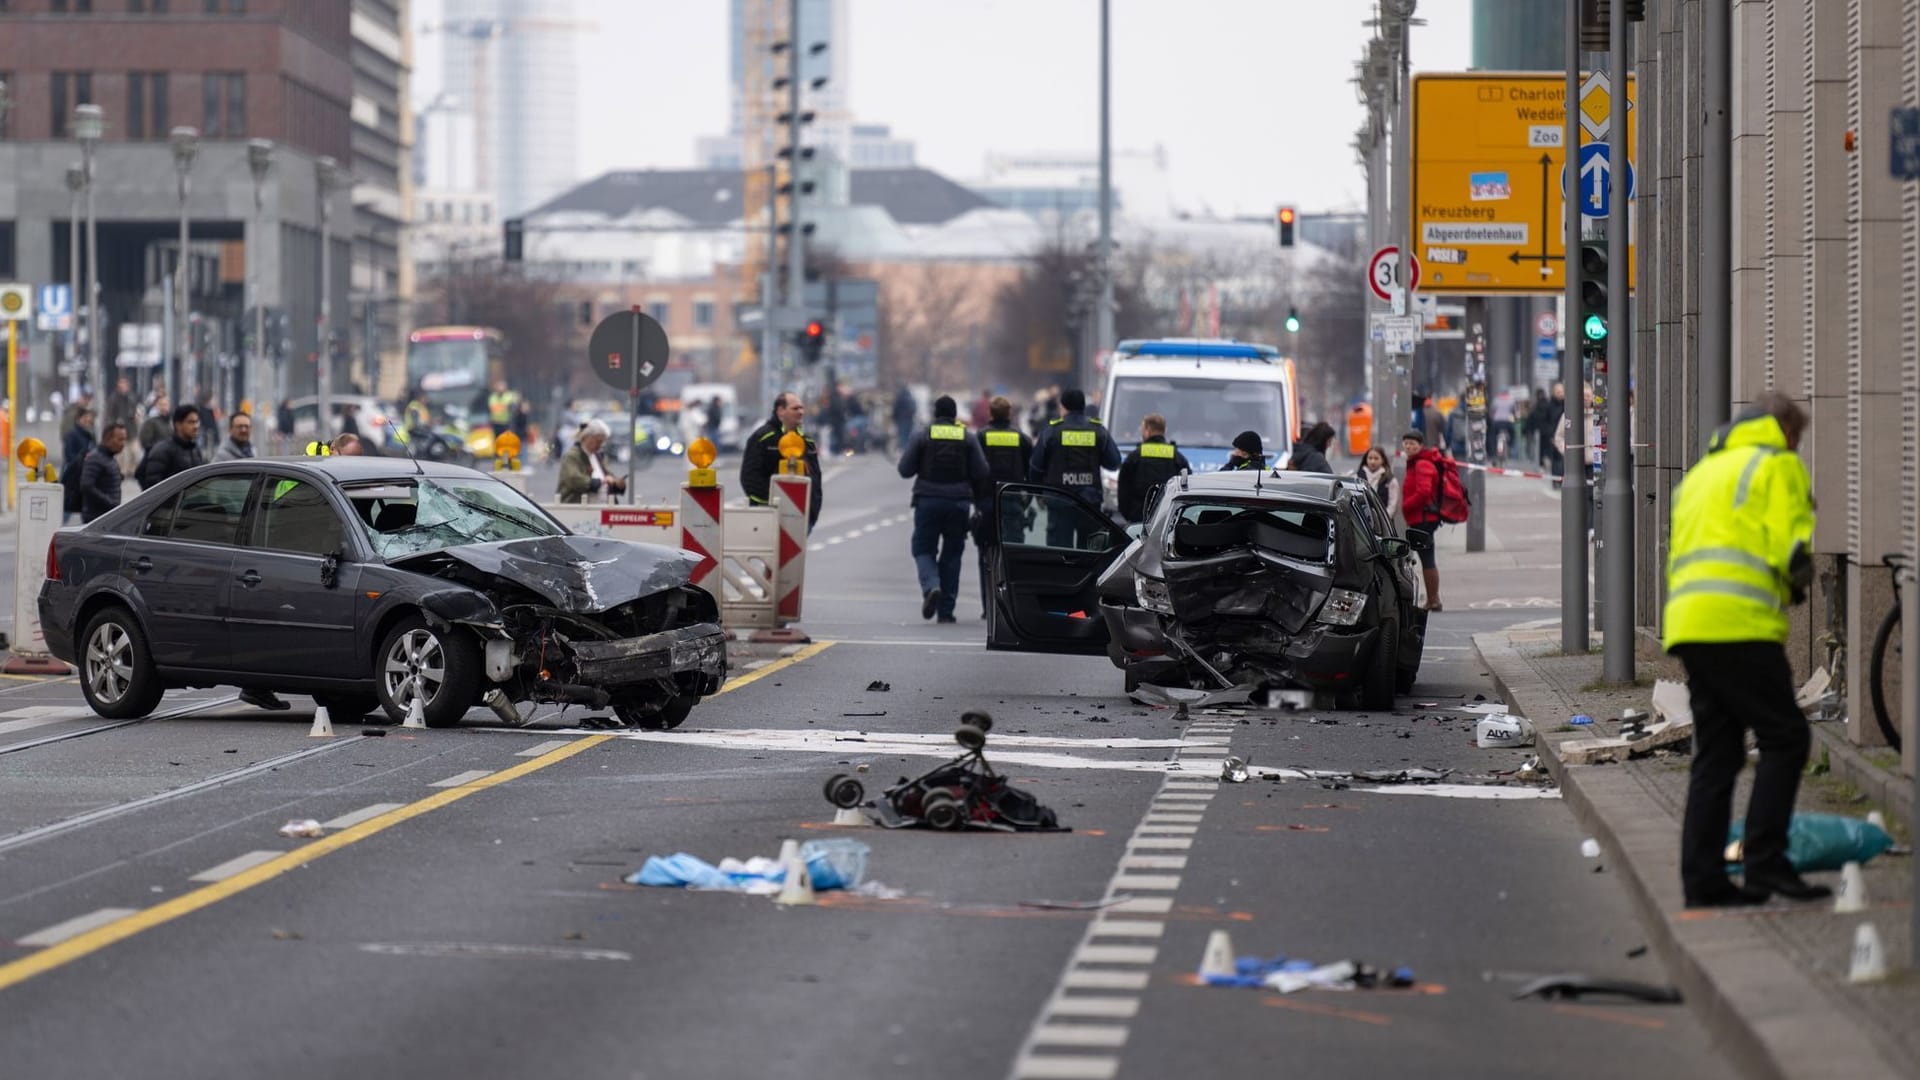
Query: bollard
[
  {"left": 771, "top": 472, "right": 809, "bottom": 625},
  {"left": 6, "top": 477, "right": 73, "bottom": 675}
]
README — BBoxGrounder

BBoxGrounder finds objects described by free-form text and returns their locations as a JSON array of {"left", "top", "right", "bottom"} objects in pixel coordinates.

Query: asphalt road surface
[{"left": 0, "top": 455, "right": 1733, "bottom": 1080}]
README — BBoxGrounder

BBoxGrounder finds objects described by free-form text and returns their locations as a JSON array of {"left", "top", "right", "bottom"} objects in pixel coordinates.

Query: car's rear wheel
[
  {"left": 376, "top": 616, "right": 481, "bottom": 728},
  {"left": 615, "top": 694, "right": 697, "bottom": 731},
  {"left": 79, "top": 607, "right": 164, "bottom": 719},
  {"left": 315, "top": 694, "right": 382, "bottom": 721},
  {"left": 1359, "top": 616, "right": 1399, "bottom": 711}
]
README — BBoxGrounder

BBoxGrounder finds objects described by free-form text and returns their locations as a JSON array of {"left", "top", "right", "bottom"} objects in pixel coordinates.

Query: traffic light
[
  {"left": 1284, "top": 307, "right": 1301, "bottom": 334},
  {"left": 1579, "top": 240, "right": 1608, "bottom": 347},
  {"left": 797, "top": 319, "right": 826, "bottom": 364},
  {"left": 503, "top": 218, "right": 524, "bottom": 263},
  {"left": 1277, "top": 206, "right": 1296, "bottom": 248}
]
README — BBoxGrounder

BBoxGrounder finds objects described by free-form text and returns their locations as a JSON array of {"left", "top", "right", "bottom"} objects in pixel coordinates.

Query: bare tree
[{"left": 412, "top": 263, "right": 579, "bottom": 393}]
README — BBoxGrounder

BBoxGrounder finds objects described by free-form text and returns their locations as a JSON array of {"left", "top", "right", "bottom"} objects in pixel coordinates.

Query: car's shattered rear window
[
  {"left": 346, "top": 476, "right": 564, "bottom": 559},
  {"left": 1168, "top": 501, "right": 1334, "bottom": 563}
]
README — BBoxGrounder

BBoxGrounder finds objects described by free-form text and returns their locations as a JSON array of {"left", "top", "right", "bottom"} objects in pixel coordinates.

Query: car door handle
[
  {"left": 130, "top": 556, "right": 153, "bottom": 574},
  {"left": 238, "top": 570, "right": 262, "bottom": 588}
]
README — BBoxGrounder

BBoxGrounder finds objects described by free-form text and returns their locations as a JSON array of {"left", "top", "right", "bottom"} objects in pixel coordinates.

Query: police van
[{"left": 1099, "top": 338, "right": 1299, "bottom": 505}]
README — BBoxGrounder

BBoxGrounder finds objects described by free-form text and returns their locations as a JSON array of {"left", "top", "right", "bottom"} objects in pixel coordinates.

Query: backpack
[{"left": 1428, "top": 455, "right": 1471, "bottom": 524}]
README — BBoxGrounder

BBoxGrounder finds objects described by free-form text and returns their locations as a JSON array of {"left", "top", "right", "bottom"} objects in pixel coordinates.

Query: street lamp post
[
  {"left": 74, "top": 104, "right": 104, "bottom": 400},
  {"left": 1093, "top": 0, "right": 1114, "bottom": 387},
  {"left": 170, "top": 126, "right": 198, "bottom": 413},
  {"left": 316, "top": 156, "right": 339, "bottom": 437},
  {"left": 66, "top": 164, "right": 83, "bottom": 399},
  {"left": 247, "top": 140, "right": 273, "bottom": 420}
]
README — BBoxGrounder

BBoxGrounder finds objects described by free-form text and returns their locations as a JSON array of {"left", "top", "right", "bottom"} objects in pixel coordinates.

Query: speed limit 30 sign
[{"left": 1367, "top": 247, "right": 1421, "bottom": 302}]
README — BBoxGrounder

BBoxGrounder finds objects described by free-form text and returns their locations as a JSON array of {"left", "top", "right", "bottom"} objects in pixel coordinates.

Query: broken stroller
[{"left": 822, "top": 711, "right": 1068, "bottom": 832}]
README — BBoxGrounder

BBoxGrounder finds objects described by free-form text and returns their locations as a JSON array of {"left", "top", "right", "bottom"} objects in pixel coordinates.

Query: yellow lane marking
[
  {"left": 717, "top": 640, "right": 834, "bottom": 694},
  {"left": 0, "top": 674, "right": 74, "bottom": 683},
  {"left": 0, "top": 637, "right": 839, "bottom": 993}
]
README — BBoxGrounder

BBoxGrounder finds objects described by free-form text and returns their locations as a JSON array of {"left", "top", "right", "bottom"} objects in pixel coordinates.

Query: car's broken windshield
[
  {"left": 1169, "top": 501, "right": 1333, "bottom": 563},
  {"left": 347, "top": 477, "right": 563, "bottom": 559}
]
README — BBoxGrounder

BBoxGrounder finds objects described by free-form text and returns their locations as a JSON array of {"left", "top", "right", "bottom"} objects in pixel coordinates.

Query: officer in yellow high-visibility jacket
[
  {"left": 486, "top": 379, "right": 518, "bottom": 438},
  {"left": 1664, "top": 390, "right": 1823, "bottom": 908}
]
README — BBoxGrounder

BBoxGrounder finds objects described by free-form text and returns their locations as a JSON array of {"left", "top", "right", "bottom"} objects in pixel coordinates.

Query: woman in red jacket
[{"left": 1399, "top": 430, "right": 1446, "bottom": 612}]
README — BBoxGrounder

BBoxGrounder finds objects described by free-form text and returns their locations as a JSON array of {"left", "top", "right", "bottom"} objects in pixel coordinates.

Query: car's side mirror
[
  {"left": 1125, "top": 523, "right": 1144, "bottom": 541},
  {"left": 1378, "top": 538, "right": 1412, "bottom": 561}
]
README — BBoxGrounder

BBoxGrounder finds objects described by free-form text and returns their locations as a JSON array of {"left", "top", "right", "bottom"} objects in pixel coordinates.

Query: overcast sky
[{"left": 412, "top": 0, "right": 1473, "bottom": 215}]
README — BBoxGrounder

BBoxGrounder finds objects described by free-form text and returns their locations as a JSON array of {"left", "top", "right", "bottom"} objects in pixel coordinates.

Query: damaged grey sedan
[
  {"left": 982, "top": 472, "right": 1425, "bottom": 708},
  {"left": 40, "top": 459, "right": 726, "bottom": 729}
]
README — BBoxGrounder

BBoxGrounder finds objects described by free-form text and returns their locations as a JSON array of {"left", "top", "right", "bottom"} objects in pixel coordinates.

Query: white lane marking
[
  {"left": 1107, "top": 897, "right": 1174, "bottom": 914},
  {"left": 1, "top": 706, "right": 75, "bottom": 720},
  {"left": 1088, "top": 920, "right": 1164, "bottom": 938},
  {"left": 1134, "top": 824, "right": 1198, "bottom": 835},
  {"left": 1109, "top": 873, "right": 1181, "bottom": 890},
  {"left": 860, "top": 524, "right": 881, "bottom": 534},
  {"left": 1063, "top": 970, "right": 1151, "bottom": 991},
  {"left": 428, "top": 770, "right": 496, "bottom": 788},
  {"left": 742, "top": 660, "right": 772, "bottom": 671},
  {"left": 1118, "top": 855, "right": 1187, "bottom": 871},
  {"left": 1031, "top": 1025, "right": 1129, "bottom": 1048},
  {"left": 1181, "top": 736, "right": 1232, "bottom": 745},
  {"left": 1075, "top": 944, "right": 1159, "bottom": 965},
  {"left": 514, "top": 740, "right": 575, "bottom": 758},
  {"left": 1128, "top": 837, "right": 1192, "bottom": 850},
  {"left": 1153, "top": 793, "right": 1214, "bottom": 802},
  {"left": 1364, "top": 784, "right": 1563, "bottom": 800},
  {"left": 0, "top": 716, "right": 73, "bottom": 736},
  {"left": 809, "top": 544, "right": 826, "bottom": 552},
  {"left": 1014, "top": 1055, "right": 1119, "bottom": 1080},
  {"left": 16, "top": 907, "right": 139, "bottom": 947},
  {"left": 321, "top": 803, "right": 406, "bottom": 829},
  {"left": 1140, "top": 814, "right": 1203, "bottom": 824},
  {"left": 1044, "top": 997, "right": 1140, "bottom": 1019},
  {"left": 190, "top": 850, "right": 284, "bottom": 883},
  {"left": 802, "top": 638, "right": 986, "bottom": 648}
]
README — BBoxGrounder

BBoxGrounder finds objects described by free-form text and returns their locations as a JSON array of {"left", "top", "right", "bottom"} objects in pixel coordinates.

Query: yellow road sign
[
  {"left": 1410, "top": 72, "right": 1637, "bottom": 295},
  {"left": 0, "top": 284, "right": 31, "bottom": 322}
]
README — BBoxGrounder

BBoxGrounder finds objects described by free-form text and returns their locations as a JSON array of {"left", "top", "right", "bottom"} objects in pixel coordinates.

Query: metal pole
[
  {"left": 1699, "top": 0, "right": 1731, "bottom": 451},
  {"left": 627, "top": 306, "right": 640, "bottom": 499},
  {"left": 161, "top": 271, "right": 173, "bottom": 425},
  {"left": 1465, "top": 307, "right": 1488, "bottom": 552},
  {"left": 317, "top": 161, "right": 334, "bottom": 438},
  {"left": 84, "top": 141, "right": 99, "bottom": 401},
  {"left": 1389, "top": 4, "right": 1415, "bottom": 433},
  {"left": 68, "top": 173, "right": 81, "bottom": 401},
  {"left": 1905, "top": 565, "right": 1919, "bottom": 964},
  {"left": 1094, "top": 0, "right": 1114, "bottom": 387},
  {"left": 784, "top": 0, "right": 805, "bottom": 323},
  {"left": 1562, "top": 0, "right": 1589, "bottom": 654},
  {"left": 1601, "top": 1, "right": 1635, "bottom": 682},
  {"left": 253, "top": 179, "right": 266, "bottom": 420},
  {"left": 763, "top": 164, "right": 779, "bottom": 414},
  {"left": 176, "top": 162, "right": 191, "bottom": 414},
  {"left": 6, "top": 321, "right": 16, "bottom": 511}
]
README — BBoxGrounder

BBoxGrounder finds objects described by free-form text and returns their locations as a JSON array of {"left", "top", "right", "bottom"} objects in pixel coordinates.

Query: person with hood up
[{"left": 1225, "top": 430, "right": 1267, "bottom": 471}]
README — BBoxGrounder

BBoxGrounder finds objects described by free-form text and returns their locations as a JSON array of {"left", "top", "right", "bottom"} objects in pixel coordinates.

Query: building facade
[
  {"left": 0, "top": 0, "right": 356, "bottom": 409},
  {"left": 349, "top": 0, "right": 413, "bottom": 401},
  {"left": 436, "top": 0, "right": 579, "bottom": 219}
]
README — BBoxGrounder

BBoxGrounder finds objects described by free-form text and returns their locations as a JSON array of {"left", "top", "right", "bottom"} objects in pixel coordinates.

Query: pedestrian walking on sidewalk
[
  {"left": 1357, "top": 446, "right": 1398, "bottom": 520},
  {"left": 1665, "top": 391, "right": 1825, "bottom": 908},
  {"left": 898, "top": 395, "right": 988, "bottom": 624},
  {"left": 1399, "top": 431, "right": 1447, "bottom": 611},
  {"left": 79, "top": 423, "right": 126, "bottom": 523}
]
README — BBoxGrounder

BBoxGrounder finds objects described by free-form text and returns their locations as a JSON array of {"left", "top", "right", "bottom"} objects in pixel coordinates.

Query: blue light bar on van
[{"left": 1116, "top": 339, "right": 1281, "bottom": 359}]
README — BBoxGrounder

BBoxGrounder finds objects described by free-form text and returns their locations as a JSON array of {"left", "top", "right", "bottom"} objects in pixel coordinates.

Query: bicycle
[{"left": 1868, "top": 553, "right": 1908, "bottom": 751}]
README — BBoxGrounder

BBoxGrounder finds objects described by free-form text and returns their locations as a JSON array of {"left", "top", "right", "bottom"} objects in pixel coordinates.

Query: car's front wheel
[
  {"left": 375, "top": 616, "right": 481, "bottom": 728},
  {"left": 614, "top": 694, "right": 697, "bottom": 731},
  {"left": 79, "top": 607, "right": 165, "bottom": 719}
]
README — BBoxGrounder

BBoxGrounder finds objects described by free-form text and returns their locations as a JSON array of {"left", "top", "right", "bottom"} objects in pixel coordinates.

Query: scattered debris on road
[
  {"left": 1474, "top": 714, "right": 1535, "bottom": 749},
  {"left": 1199, "top": 929, "right": 1415, "bottom": 992},
  {"left": 1511, "top": 974, "right": 1681, "bottom": 1004},
  {"left": 865, "top": 680, "right": 891, "bottom": 692},
  {"left": 278, "top": 819, "right": 325, "bottom": 838},
  {"left": 822, "top": 712, "right": 1068, "bottom": 831},
  {"left": 1019, "top": 894, "right": 1135, "bottom": 912},
  {"left": 627, "top": 839, "right": 880, "bottom": 895}
]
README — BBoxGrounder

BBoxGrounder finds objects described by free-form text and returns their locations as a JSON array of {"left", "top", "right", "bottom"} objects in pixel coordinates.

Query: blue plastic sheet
[{"left": 626, "top": 840, "right": 871, "bottom": 892}]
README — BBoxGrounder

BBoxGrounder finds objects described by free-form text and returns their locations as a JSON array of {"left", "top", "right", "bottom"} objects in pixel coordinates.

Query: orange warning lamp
[
  {"left": 686, "top": 437, "right": 717, "bottom": 469},
  {"left": 777, "top": 431, "right": 807, "bottom": 476},
  {"left": 16, "top": 437, "right": 45, "bottom": 475},
  {"left": 493, "top": 431, "right": 521, "bottom": 470}
]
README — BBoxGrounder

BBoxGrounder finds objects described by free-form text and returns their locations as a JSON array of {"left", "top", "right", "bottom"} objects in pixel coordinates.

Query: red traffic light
[{"left": 804, "top": 320, "right": 824, "bottom": 338}]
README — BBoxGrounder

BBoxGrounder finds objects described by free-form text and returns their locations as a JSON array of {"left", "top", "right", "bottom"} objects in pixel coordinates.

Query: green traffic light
[
  {"left": 1583, "top": 313, "right": 1608, "bottom": 341},
  {"left": 1285, "top": 308, "right": 1300, "bottom": 334}
]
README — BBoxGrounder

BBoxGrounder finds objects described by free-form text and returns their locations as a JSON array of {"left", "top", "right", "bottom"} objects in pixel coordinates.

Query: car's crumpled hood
[{"left": 394, "top": 535, "right": 699, "bottom": 613}]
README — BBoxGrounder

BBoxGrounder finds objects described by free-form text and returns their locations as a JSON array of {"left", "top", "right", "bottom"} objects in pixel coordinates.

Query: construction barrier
[
  {"left": 771, "top": 473, "right": 809, "bottom": 624},
  {"left": 679, "top": 482, "right": 722, "bottom": 591},
  {"left": 6, "top": 482, "right": 72, "bottom": 674},
  {"left": 540, "top": 502, "right": 679, "bottom": 544},
  {"left": 719, "top": 504, "right": 780, "bottom": 628}
]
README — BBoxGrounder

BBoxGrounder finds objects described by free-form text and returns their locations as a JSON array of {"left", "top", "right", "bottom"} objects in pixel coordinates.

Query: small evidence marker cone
[
  {"left": 1833, "top": 861, "right": 1868, "bottom": 914},
  {"left": 776, "top": 838, "right": 800, "bottom": 866},
  {"left": 833, "top": 806, "right": 867, "bottom": 827},
  {"left": 774, "top": 855, "right": 815, "bottom": 906},
  {"left": 403, "top": 696, "right": 428, "bottom": 729},
  {"left": 1199, "top": 929, "right": 1236, "bottom": 981},
  {"left": 1848, "top": 922, "right": 1889, "bottom": 984},
  {"left": 308, "top": 706, "right": 334, "bottom": 738},
  {"left": 1866, "top": 810, "right": 1887, "bottom": 831}
]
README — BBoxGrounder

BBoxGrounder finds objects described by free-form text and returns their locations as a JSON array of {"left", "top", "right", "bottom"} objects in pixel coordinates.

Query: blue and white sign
[
  {"left": 1561, "top": 144, "right": 1636, "bottom": 219},
  {"left": 1535, "top": 335, "right": 1557, "bottom": 363},
  {"left": 35, "top": 284, "right": 73, "bottom": 333}
]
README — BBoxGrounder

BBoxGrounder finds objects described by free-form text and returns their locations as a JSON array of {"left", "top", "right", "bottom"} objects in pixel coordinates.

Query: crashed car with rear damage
[
  {"left": 979, "top": 472, "right": 1423, "bottom": 709},
  {"left": 39, "top": 458, "right": 724, "bottom": 729}
]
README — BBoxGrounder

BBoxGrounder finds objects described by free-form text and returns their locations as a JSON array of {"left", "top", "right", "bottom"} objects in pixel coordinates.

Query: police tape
[{"left": 1392, "top": 450, "right": 1553, "bottom": 481}]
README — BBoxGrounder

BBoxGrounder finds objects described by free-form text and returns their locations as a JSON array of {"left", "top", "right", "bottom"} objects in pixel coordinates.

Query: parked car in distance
[{"left": 41, "top": 458, "right": 726, "bottom": 728}]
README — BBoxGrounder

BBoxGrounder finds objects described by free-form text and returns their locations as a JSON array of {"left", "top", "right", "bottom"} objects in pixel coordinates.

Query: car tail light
[
  {"left": 1316, "top": 587, "right": 1368, "bottom": 626},
  {"left": 45, "top": 537, "right": 60, "bottom": 582}
]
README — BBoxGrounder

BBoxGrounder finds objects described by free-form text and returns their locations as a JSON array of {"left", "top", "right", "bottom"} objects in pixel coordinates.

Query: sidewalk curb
[
  {"left": 1808, "top": 724, "right": 1914, "bottom": 836},
  {"left": 1474, "top": 630, "right": 1907, "bottom": 1080}
]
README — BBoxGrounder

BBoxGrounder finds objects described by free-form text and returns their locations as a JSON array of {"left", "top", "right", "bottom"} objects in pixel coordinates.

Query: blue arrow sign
[
  {"left": 1536, "top": 336, "right": 1557, "bottom": 363},
  {"left": 1560, "top": 144, "right": 1635, "bottom": 219}
]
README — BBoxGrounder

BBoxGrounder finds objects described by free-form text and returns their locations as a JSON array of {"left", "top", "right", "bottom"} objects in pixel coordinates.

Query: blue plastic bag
[
  {"left": 1727, "top": 813, "right": 1895, "bottom": 873},
  {"left": 628, "top": 852, "right": 732, "bottom": 889},
  {"left": 800, "top": 839, "right": 869, "bottom": 890}
]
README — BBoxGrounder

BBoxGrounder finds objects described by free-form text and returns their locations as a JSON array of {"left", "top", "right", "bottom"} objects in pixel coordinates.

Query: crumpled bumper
[{"left": 565, "top": 623, "right": 728, "bottom": 694}]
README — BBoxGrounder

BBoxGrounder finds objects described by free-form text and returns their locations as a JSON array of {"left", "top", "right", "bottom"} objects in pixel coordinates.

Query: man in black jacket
[
  {"left": 1116, "top": 413, "right": 1190, "bottom": 523},
  {"left": 137, "top": 404, "right": 206, "bottom": 488},
  {"left": 897, "top": 395, "right": 989, "bottom": 622},
  {"left": 60, "top": 407, "right": 97, "bottom": 522},
  {"left": 740, "top": 391, "right": 822, "bottom": 529},
  {"left": 81, "top": 423, "right": 128, "bottom": 523},
  {"left": 972, "top": 396, "right": 1034, "bottom": 616}
]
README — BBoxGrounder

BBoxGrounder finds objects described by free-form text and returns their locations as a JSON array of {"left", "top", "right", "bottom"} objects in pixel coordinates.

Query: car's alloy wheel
[
  {"left": 375, "top": 617, "right": 480, "bottom": 728},
  {"left": 384, "top": 629, "right": 446, "bottom": 716},
  {"left": 78, "top": 608, "right": 164, "bottom": 719},
  {"left": 87, "top": 622, "right": 135, "bottom": 706}
]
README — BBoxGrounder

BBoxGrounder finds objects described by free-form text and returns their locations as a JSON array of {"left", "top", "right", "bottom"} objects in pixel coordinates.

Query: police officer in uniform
[
  {"left": 1225, "top": 430, "right": 1267, "bottom": 471},
  {"left": 1666, "top": 391, "right": 1827, "bottom": 907},
  {"left": 1028, "top": 388, "right": 1120, "bottom": 548},
  {"left": 1116, "top": 413, "right": 1190, "bottom": 523},
  {"left": 973, "top": 395, "right": 1034, "bottom": 617},
  {"left": 741, "top": 391, "right": 824, "bottom": 530},
  {"left": 485, "top": 378, "right": 518, "bottom": 438},
  {"left": 897, "top": 395, "right": 989, "bottom": 623}
]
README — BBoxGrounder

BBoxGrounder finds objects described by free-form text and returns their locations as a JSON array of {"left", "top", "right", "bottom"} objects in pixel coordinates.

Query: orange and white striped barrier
[
  {"left": 772, "top": 473, "right": 810, "bottom": 624},
  {"left": 679, "top": 482, "right": 723, "bottom": 592}
]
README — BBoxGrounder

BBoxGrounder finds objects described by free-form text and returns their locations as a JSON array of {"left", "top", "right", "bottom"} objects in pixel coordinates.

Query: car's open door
[{"left": 985, "top": 484, "right": 1121, "bottom": 654}]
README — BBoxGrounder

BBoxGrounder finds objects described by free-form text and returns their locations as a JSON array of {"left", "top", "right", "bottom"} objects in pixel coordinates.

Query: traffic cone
[
  {"left": 1848, "top": 922, "right": 1889, "bottom": 983},
  {"left": 774, "top": 855, "right": 815, "bottom": 906},
  {"left": 308, "top": 706, "right": 334, "bottom": 738},
  {"left": 403, "top": 696, "right": 428, "bottom": 730},
  {"left": 1833, "top": 861, "right": 1869, "bottom": 914},
  {"left": 776, "top": 838, "right": 800, "bottom": 866},
  {"left": 833, "top": 806, "right": 867, "bottom": 827},
  {"left": 1199, "top": 929, "right": 1236, "bottom": 981}
]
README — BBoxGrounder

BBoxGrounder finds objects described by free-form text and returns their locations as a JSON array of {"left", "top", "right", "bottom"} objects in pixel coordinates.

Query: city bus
[{"left": 406, "top": 325, "right": 507, "bottom": 426}]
